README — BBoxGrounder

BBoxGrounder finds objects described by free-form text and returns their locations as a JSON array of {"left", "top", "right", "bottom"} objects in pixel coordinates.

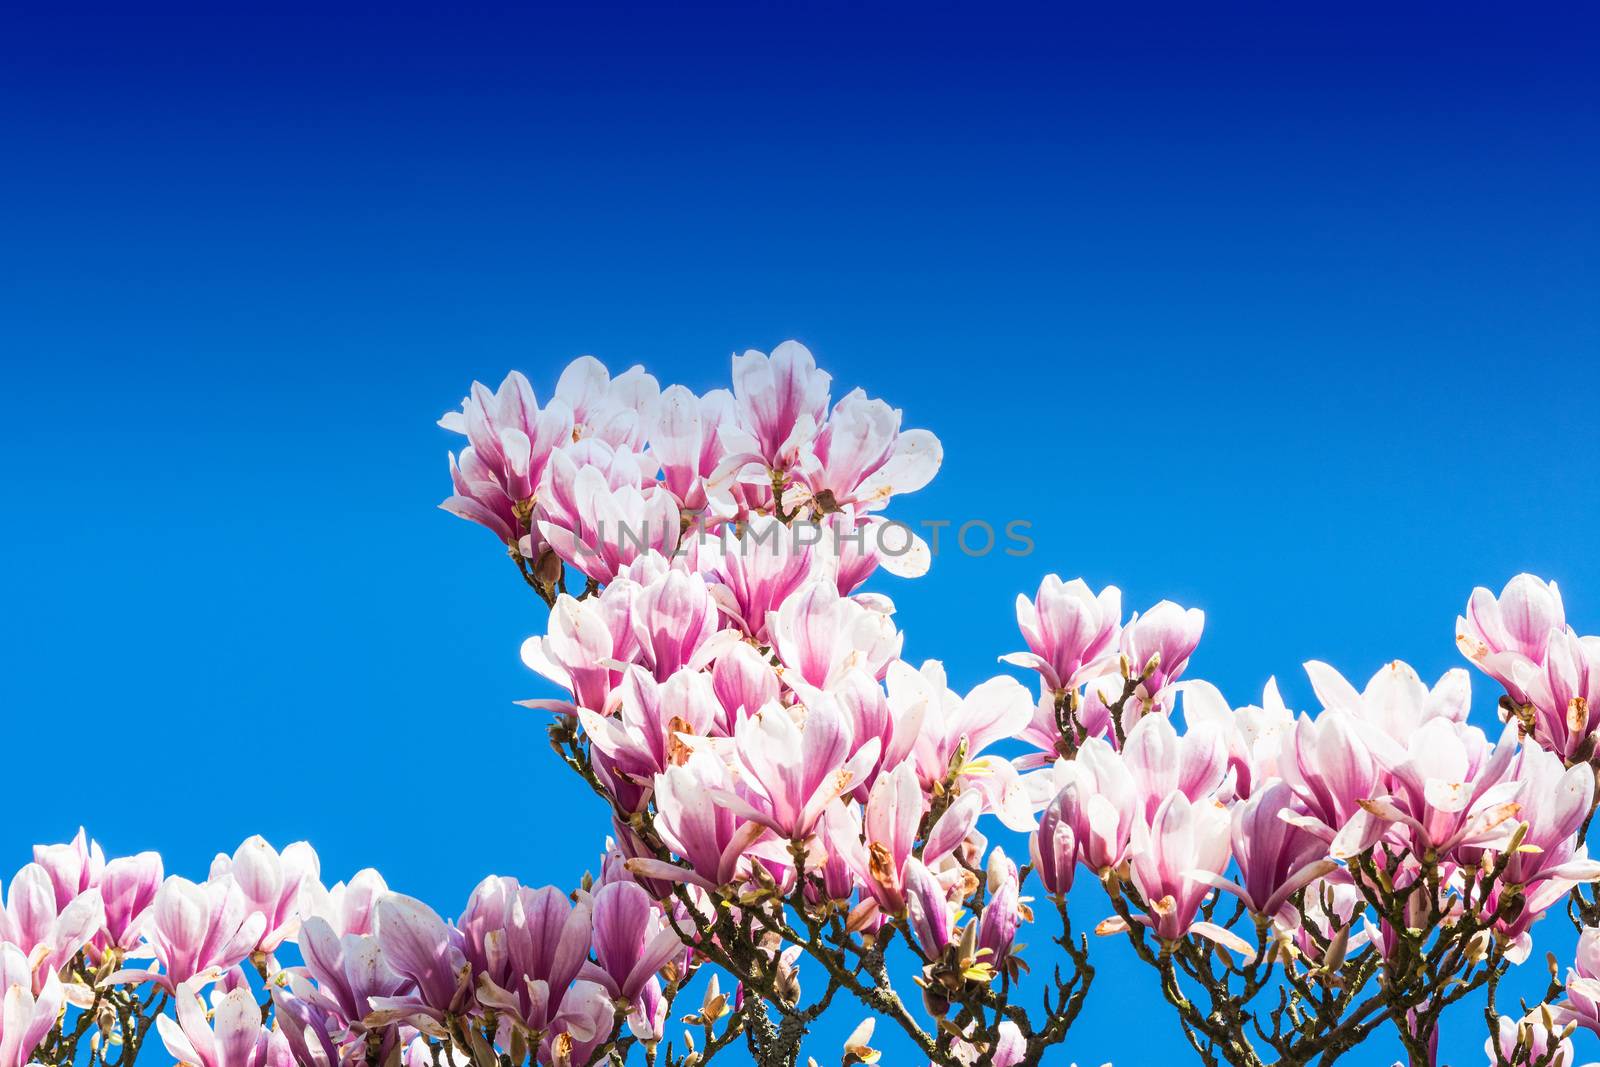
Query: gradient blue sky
[{"left": 3, "top": 6, "right": 1597, "bottom": 1064}]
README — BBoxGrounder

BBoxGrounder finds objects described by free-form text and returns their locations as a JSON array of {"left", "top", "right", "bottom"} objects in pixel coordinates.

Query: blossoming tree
[{"left": 7, "top": 342, "right": 1600, "bottom": 1067}]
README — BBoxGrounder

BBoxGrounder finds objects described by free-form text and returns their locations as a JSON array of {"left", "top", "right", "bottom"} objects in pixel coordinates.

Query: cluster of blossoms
[{"left": 11, "top": 344, "right": 1600, "bottom": 1067}]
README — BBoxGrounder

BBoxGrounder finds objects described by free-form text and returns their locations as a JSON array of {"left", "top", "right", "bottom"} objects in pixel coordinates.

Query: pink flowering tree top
[{"left": 9, "top": 342, "right": 1600, "bottom": 1067}]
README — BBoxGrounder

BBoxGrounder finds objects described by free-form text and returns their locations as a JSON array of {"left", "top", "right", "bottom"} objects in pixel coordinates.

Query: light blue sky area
[{"left": 2, "top": 6, "right": 1596, "bottom": 1063}]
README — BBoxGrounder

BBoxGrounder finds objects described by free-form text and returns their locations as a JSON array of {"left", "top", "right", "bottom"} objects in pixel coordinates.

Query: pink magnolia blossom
[
  {"left": 369, "top": 893, "right": 471, "bottom": 1032},
  {"left": 537, "top": 443, "right": 680, "bottom": 584},
  {"left": 977, "top": 849, "right": 1022, "bottom": 965},
  {"left": 1002, "top": 576, "right": 1122, "bottom": 694},
  {"left": 1511, "top": 629, "right": 1600, "bottom": 762},
  {"left": 96, "top": 851, "right": 164, "bottom": 960},
  {"left": 1490, "top": 748, "right": 1600, "bottom": 956},
  {"left": 1121, "top": 712, "right": 1229, "bottom": 821},
  {"left": 1177, "top": 679, "right": 1295, "bottom": 801},
  {"left": 710, "top": 700, "right": 881, "bottom": 841},
  {"left": 32, "top": 828, "right": 104, "bottom": 913},
  {"left": 830, "top": 667, "right": 924, "bottom": 802},
  {"left": 724, "top": 341, "right": 831, "bottom": 470},
  {"left": 628, "top": 566, "right": 737, "bottom": 679},
  {"left": 703, "top": 515, "right": 820, "bottom": 642},
  {"left": 1119, "top": 600, "right": 1204, "bottom": 714},
  {"left": 520, "top": 582, "right": 641, "bottom": 715},
  {"left": 456, "top": 876, "right": 615, "bottom": 1059},
  {"left": 0, "top": 942, "right": 64, "bottom": 1067},
  {"left": 1126, "top": 792, "right": 1242, "bottom": 952},
  {"left": 210, "top": 836, "right": 321, "bottom": 955},
  {"left": 833, "top": 763, "right": 973, "bottom": 917},
  {"left": 107, "top": 875, "right": 266, "bottom": 994},
  {"left": 588, "top": 881, "right": 681, "bottom": 1040},
  {"left": 1276, "top": 709, "right": 1386, "bottom": 857},
  {"left": 800, "top": 389, "right": 941, "bottom": 513},
  {"left": 1303, "top": 659, "right": 1469, "bottom": 746},
  {"left": 651, "top": 384, "right": 734, "bottom": 512},
  {"left": 553, "top": 356, "right": 660, "bottom": 450},
  {"left": 1484, "top": 1011, "right": 1575, "bottom": 1067},
  {"left": 1044, "top": 736, "right": 1140, "bottom": 875},
  {"left": 630, "top": 754, "right": 769, "bottom": 891},
  {"left": 302, "top": 867, "right": 387, "bottom": 939},
  {"left": 1457, "top": 574, "right": 1567, "bottom": 704},
  {"left": 1205, "top": 781, "right": 1336, "bottom": 918},
  {"left": 901, "top": 858, "right": 954, "bottom": 958},
  {"left": 768, "top": 580, "right": 901, "bottom": 690},
  {"left": 1360, "top": 718, "right": 1522, "bottom": 857},
  {"left": 438, "top": 371, "right": 574, "bottom": 549},
  {"left": 0, "top": 863, "right": 104, "bottom": 988},
  {"left": 888, "top": 661, "right": 1034, "bottom": 830},
  {"left": 293, "top": 914, "right": 407, "bottom": 1056},
  {"left": 708, "top": 641, "right": 781, "bottom": 732},
  {"left": 157, "top": 980, "right": 292, "bottom": 1067},
  {"left": 1556, "top": 927, "right": 1600, "bottom": 1036},
  {"left": 580, "top": 667, "right": 722, "bottom": 811}
]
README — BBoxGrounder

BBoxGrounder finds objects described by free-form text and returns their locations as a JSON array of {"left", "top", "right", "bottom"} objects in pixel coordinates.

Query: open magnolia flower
[{"left": 10, "top": 345, "right": 1600, "bottom": 1067}]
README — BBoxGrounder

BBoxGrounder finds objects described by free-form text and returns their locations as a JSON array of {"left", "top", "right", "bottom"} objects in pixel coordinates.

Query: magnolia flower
[
  {"left": 1201, "top": 781, "right": 1336, "bottom": 918},
  {"left": 651, "top": 384, "right": 734, "bottom": 512},
  {"left": 520, "top": 582, "right": 641, "bottom": 715},
  {"left": 889, "top": 660, "right": 1034, "bottom": 829},
  {"left": 96, "top": 851, "right": 164, "bottom": 960},
  {"left": 589, "top": 882, "right": 682, "bottom": 1040},
  {"left": 537, "top": 443, "right": 681, "bottom": 584},
  {"left": 1178, "top": 679, "right": 1295, "bottom": 800},
  {"left": 800, "top": 388, "right": 941, "bottom": 514},
  {"left": 631, "top": 754, "right": 769, "bottom": 890},
  {"left": 32, "top": 828, "right": 104, "bottom": 913},
  {"left": 1121, "top": 712, "right": 1229, "bottom": 821},
  {"left": 628, "top": 566, "right": 737, "bottom": 679},
  {"left": 703, "top": 514, "right": 821, "bottom": 642},
  {"left": 369, "top": 893, "right": 471, "bottom": 1032},
  {"left": 977, "top": 849, "right": 1023, "bottom": 965},
  {"left": 1051, "top": 736, "right": 1140, "bottom": 874},
  {"left": 1125, "top": 792, "right": 1243, "bottom": 952},
  {"left": 1276, "top": 709, "right": 1386, "bottom": 857},
  {"left": 724, "top": 341, "right": 832, "bottom": 469},
  {"left": 768, "top": 580, "right": 902, "bottom": 690},
  {"left": 457, "top": 877, "right": 615, "bottom": 1056},
  {"left": 294, "top": 914, "right": 407, "bottom": 1049},
  {"left": 580, "top": 667, "right": 722, "bottom": 809},
  {"left": 0, "top": 942, "right": 64, "bottom": 1067},
  {"left": 1360, "top": 718, "right": 1522, "bottom": 857},
  {"left": 830, "top": 667, "right": 924, "bottom": 802},
  {"left": 106, "top": 875, "right": 265, "bottom": 994},
  {"left": 554, "top": 356, "right": 661, "bottom": 450},
  {"left": 710, "top": 699, "right": 881, "bottom": 841},
  {"left": 1511, "top": 629, "right": 1600, "bottom": 762},
  {"left": 709, "top": 641, "right": 781, "bottom": 732},
  {"left": 1457, "top": 574, "right": 1566, "bottom": 703},
  {"left": 834, "top": 762, "right": 974, "bottom": 916},
  {"left": 1119, "top": 600, "right": 1204, "bottom": 713},
  {"left": 157, "top": 980, "right": 292, "bottom": 1067},
  {"left": 1303, "top": 659, "right": 1469, "bottom": 746},
  {"left": 1485, "top": 1010, "right": 1576, "bottom": 1067},
  {"left": 0, "top": 863, "right": 105, "bottom": 987},
  {"left": 901, "top": 859, "right": 954, "bottom": 958},
  {"left": 301, "top": 867, "right": 387, "bottom": 939},
  {"left": 210, "top": 836, "right": 321, "bottom": 955},
  {"left": 1002, "top": 576, "right": 1122, "bottom": 694},
  {"left": 438, "top": 370, "right": 574, "bottom": 549},
  {"left": 1555, "top": 927, "right": 1600, "bottom": 1036}
]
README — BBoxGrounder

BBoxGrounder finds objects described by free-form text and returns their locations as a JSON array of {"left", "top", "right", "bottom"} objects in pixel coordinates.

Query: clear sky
[{"left": 2, "top": 5, "right": 1597, "bottom": 1064}]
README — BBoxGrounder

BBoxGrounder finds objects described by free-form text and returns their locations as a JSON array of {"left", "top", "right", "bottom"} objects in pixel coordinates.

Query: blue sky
[{"left": 2, "top": 5, "right": 1596, "bottom": 1064}]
